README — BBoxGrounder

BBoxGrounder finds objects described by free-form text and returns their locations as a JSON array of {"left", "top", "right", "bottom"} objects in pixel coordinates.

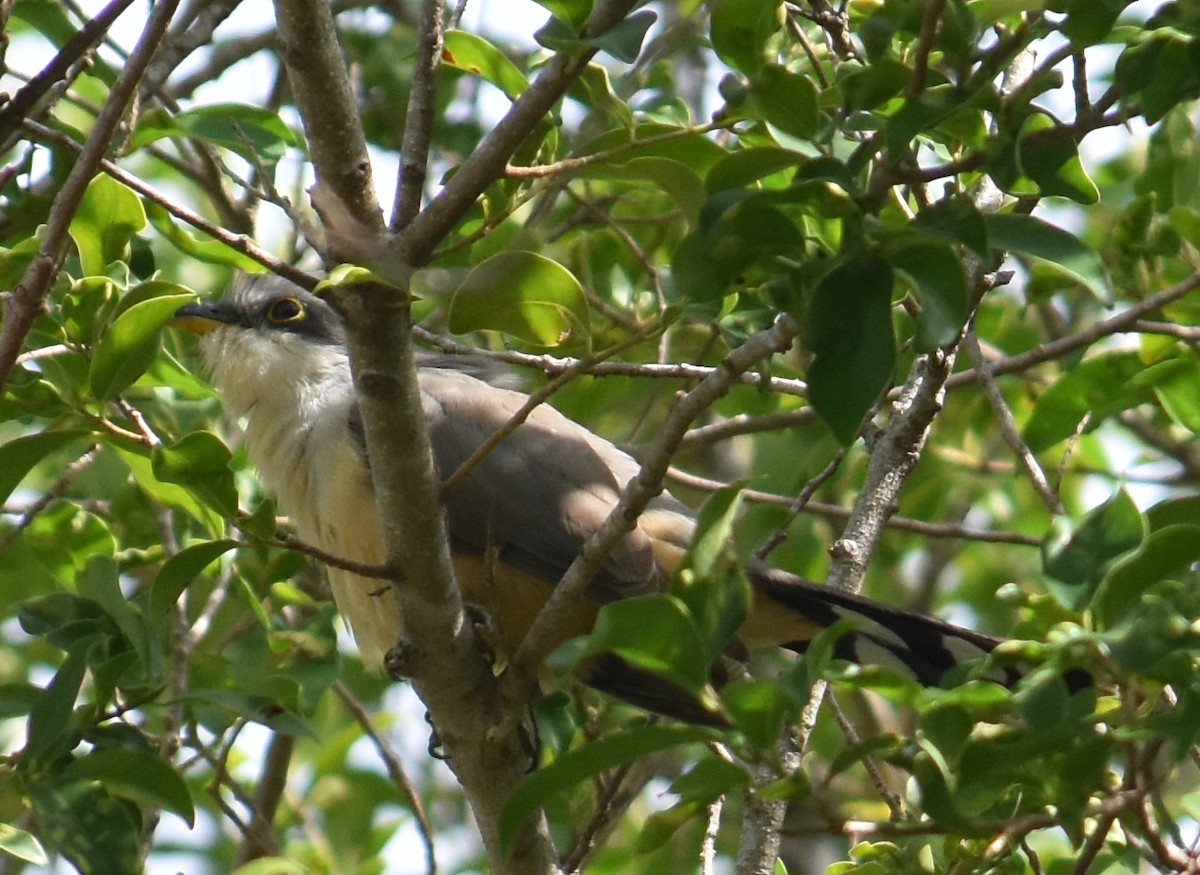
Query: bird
[{"left": 173, "top": 274, "right": 1019, "bottom": 724}]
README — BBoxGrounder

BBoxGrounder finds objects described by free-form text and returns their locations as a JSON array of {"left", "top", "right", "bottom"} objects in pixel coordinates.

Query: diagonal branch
[
  {"left": 0, "top": 0, "right": 137, "bottom": 146},
  {"left": 0, "top": 0, "right": 183, "bottom": 393},
  {"left": 508, "top": 314, "right": 800, "bottom": 690}
]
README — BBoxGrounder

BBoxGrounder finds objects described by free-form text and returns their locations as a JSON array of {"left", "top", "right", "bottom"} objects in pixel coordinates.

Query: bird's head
[{"left": 173, "top": 275, "right": 350, "bottom": 418}]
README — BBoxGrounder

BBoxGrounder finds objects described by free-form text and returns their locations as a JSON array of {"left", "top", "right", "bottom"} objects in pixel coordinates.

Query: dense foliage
[{"left": 3, "top": 0, "right": 1200, "bottom": 872}]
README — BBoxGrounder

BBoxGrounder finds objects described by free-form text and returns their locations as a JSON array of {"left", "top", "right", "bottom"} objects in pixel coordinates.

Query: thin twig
[
  {"left": 963, "top": 330, "right": 1062, "bottom": 514},
  {"left": 412, "top": 329, "right": 809, "bottom": 397},
  {"left": 441, "top": 323, "right": 662, "bottom": 497},
  {"left": 755, "top": 448, "right": 847, "bottom": 561},
  {"left": 506, "top": 120, "right": 732, "bottom": 179},
  {"left": 665, "top": 467, "right": 1042, "bottom": 546},
  {"left": 827, "top": 693, "right": 904, "bottom": 820},
  {"left": 0, "top": 447, "right": 98, "bottom": 553},
  {"left": 0, "top": 0, "right": 137, "bottom": 144},
  {"left": 908, "top": 0, "right": 946, "bottom": 98},
  {"left": 20, "top": 119, "right": 319, "bottom": 291},
  {"left": 945, "top": 271, "right": 1200, "bottom": 391},
  {"left": 0, "top": 0, "right": 184, "bottom": 392},
  {"left": 334, "top": 681, "right": 438, "bottom": 875}
]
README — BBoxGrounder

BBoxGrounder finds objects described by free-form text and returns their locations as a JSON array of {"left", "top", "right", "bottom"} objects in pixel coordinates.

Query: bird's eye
[{"left": 266, "top": 297, "right": 305, "bottom": 324}]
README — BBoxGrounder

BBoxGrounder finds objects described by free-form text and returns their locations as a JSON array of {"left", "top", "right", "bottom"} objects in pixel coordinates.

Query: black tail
[{"left": 748, "top": 563, "right": 1021, "bottom": 688}]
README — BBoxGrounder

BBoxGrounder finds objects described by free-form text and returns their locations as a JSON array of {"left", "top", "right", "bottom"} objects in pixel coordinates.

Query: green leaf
[
  {"left": 89, "top": 286, "right": 195, "bottom": 401},
  {"left": 0, "top": 430, "right": 89, "bottom": 507},
  {"left": 68, "top": 175, "right": 146, "bottom": 277},
  {"left": 25, "top": 643, "right": 89, "bottom": 764},
  {"left": 910, "top": 196, "right": 989, "bottom": 256},
  {"left": 1154, "top": 357, "right": 1200, "bottom": 433},
  {"left": 0, "top": 823, "right": 48, "bottom": 865},
  {"left": 1147, "top": 495, "right": 1200, "bottom": 532},
  {"left": 62, "top": 749, "right": 195, "bottom": 826},
  {"left": 499, "top": 724, "right": 716, "bottom": 856},
  {"left": 672, "top": 486, "right": 751, "bottom": 664},
  {"left": 131, "top": 104, "right": 299, "bottom": 166},
  {"left": 1021, "top": 351, "right": 1154, "bottom": 452},
  {"left": 705, "top": 147, "right": 802, "bottom": 195},
  {"left": 77, "top": 555, "right": 158, "bottom": 680},
  {"left": 29, "top": 780, "right": 141, "bottom": 875},
  {"left": 721, "top": 679, "right": 791, "bottom": 748},
  {"left": 1059, "top": 0, "right": 1130, "bottom": 44},
  {"left": 112, "top": 446, "right": 224, "bottom": 534},
  {"left": 886, "top": 86, "right": 967, "bottom": 156},
  {"left": 671, "top": 199, "right": 803, "bottom": 303},
  {"left": 1093, "top": 525, "right": 1200, "bottom": 627},
  {"left": 144, "top": 201, "right": 265, "bottom": 271},
  {"left": 709, "top": 0, "right": 783, "bottom": 75},
  {"left": 634, "top": 800, "right": 706, "bottom": 854},
  {"left": 589, "top": 8, "right": 656, "bottom": 63},
  {"left": 1043, "top": 489, "right": 1145, "bottom": 608},
  {"left": 151, "top": 540, "right": 238, "bottom": 622},
  {"left": 231, "top": 859, "right": 313, "bottom": 875},
  {"left": 837, "top": 58, "right": 912, "bottom": 111},
  {"left": 985, "top": 213, "right": 1109, "bottom": 301},
  {"left": 449, "top": 252, "right": 590, "bottom": 349},
  {"left": 890, "top": 242, "right": 969, "bottom": 349},
  {"left": 581, "top": 595, "right": 711, "bottom": 693},
  {"left": 1115, "top": 30, "right": 1200, "bottom": 124},
  {"left": 804, "top": 253, "right": 896, "bottom": 444},
  {"left": 151, "top": 432, "right": 238, "bottom": 518},
  {"left": 749, "top": 64, "right": 819, "bottom": 141},
  {"left": 530, "top": 0, "right": 592, "bottom": 29},
  {"left": 443, "top": 31, "right": 529, "bottom": 100},
  {"left": 1015, "top": 112, "right": 1099, "bottom": 204},
  {"left": 577, "top": 157, "right": 705, "bottom": 228}
]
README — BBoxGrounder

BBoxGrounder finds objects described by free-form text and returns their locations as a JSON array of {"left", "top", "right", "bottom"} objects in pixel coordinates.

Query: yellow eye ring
[{"left": 266, "top": 297, "right": 305, "bottom": 324}]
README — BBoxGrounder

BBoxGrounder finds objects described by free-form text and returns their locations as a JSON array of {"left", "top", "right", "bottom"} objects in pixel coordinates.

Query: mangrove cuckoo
[{"left": 174, "top": 275, "right": 1014, "bottom": 721}]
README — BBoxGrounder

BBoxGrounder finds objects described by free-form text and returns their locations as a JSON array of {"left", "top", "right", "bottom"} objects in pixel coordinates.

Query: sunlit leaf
[
  {"left": 582, "top": 595, "right": 711, "bottom": 693},
  {"left": 0, "top": 430, "right": 90, "bottom": 507},
  {"left": 450, "top": 251, "right": 590, "bottom": 348},
  {"left": 151, "top": 432, "right": 238, "bottom": 518},
  {"left": 131, "top": 104, "right": 300, "bottom": 165},
  {"left": 89, "top": 286, "right": 195, "bottom": 401},
  {"left": 68, "top": 175, "right": 146, "bottom": 277},
  {"left": 0, "top": 823, "right": 48, "bottom": 866},
  {"left": 443, "top": 31, "right": 529, "bottom": 100}
]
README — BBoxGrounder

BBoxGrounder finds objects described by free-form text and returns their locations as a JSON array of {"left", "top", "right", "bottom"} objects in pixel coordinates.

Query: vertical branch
[
  {"left": 233, "top": 732, "right": 295, "bottom": 865},
  {"left": 0, "top": 0, "right": 182, "bottom": 392},
  {"left": 272, "top": 0, "right": 386, "bottom": 262},
  {"left": 391, "top": 0, "right": 446, "bottom": 231}
]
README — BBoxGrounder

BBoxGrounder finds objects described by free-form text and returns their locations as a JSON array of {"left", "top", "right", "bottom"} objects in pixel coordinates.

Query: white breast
[{"left": 200, "top": 328, "right": 401, "bottom": 667}]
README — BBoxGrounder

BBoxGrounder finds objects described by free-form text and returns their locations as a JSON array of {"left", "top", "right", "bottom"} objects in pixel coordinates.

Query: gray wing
[
  {"left": 348, "top": 366, "right": 694, "bottom": 602},
  {"left": 418, "top": 367, "right": 693, "bottom": 601}
]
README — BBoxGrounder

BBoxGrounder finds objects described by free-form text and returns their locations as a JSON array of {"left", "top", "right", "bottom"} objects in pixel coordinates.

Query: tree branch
[
  {"left": 390, "top": 0, "right": 445, "bottom": 230},
  {"left": 0, "top": 0, "right": 183, "bottom": 392}
]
